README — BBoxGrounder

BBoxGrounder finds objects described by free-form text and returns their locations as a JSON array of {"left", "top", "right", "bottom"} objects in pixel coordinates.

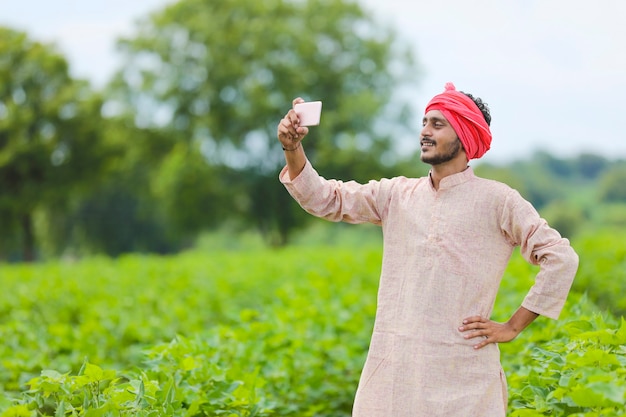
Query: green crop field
[{"left": 1, "top": 230, "right": 625, "bottom": 416}]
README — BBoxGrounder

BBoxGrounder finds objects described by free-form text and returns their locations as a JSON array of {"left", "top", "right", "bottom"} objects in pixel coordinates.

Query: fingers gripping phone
[{"left": 294, "top": 101, "right": 322, "bottom": 126}]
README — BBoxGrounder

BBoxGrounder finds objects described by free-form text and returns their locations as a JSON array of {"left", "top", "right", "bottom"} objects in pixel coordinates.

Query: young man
[{"left": 276, "top": 83, "right": 578, "bottom": 416}]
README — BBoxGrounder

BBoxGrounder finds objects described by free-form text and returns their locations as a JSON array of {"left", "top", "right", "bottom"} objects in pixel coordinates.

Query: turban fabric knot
[{"left": 425, "top": 82, "right": 492, "bottom": 160}]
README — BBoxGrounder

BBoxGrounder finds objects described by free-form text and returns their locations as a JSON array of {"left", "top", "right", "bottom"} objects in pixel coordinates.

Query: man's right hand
[{"left": 277, "top": 97, "right": 309, "bottom": 151}]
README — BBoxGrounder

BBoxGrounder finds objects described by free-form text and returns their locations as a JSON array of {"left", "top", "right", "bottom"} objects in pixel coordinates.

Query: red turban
[{"left": 425, "top": 82, "right": 492, "bottom": 160}]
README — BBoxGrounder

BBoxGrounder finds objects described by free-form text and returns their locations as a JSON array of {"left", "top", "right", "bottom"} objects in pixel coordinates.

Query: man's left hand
[{"left": 458, "top": 316, "right": 519, "bottom": 350}]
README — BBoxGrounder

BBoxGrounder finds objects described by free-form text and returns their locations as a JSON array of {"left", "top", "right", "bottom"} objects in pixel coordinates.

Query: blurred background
[{"left": 1, "top": 0, "right": 625, "bottom": 262}]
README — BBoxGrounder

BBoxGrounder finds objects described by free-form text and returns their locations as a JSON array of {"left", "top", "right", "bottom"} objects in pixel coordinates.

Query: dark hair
[{"left": 461, "top": 92, "right": 491, "bottom": 126}]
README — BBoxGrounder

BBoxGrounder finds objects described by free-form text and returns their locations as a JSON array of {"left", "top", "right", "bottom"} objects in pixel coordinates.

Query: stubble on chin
[{"left": 420, "top": 138, "right": 462, "bottom": 165}]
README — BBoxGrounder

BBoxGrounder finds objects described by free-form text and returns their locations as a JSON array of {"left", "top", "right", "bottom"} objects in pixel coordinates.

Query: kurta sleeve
[
  {"left": 279, "top": 160, "right": 389, "bottom": 225},
  {"left": 500, "top": 190, "right": 579, "bottom": 319}
]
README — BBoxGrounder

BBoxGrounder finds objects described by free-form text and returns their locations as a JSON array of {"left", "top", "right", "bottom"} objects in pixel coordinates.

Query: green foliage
[
  {"left": 105, "top": 0, "right": 419, "bottom": 244},
  {"left": 597, "top": 163, "right": 626, "bottom": 203},
  {"left": 2, "top": 2, "right": 625, "bottom": 258},
  {"left": 506, "top": 311, "right": 626, "bottom": 416},
  {"left": 473, "top": 164, "right": 527, "bottom": 193},
  {"left": 476, "top": 154, "right": 626, "bottom": 240},
  {"left": 0, "top": 244, "right": 380, "bottom": 415},
  {"left": 496, "top": 251, "right": 626, "bottom": 416},
  {"left": 151, "top": 143, "right": 230, "bottom": 238},
  {"left": 574, "top": 153, "right": 612, "bottom": 180},
  {"left": 1, "top": 232, "right": 626, "bottom": 415},
  {"left": 0, "top": 0, "right": 420, "bottom": 257},
  {"left": 570, "top": 230, "right": 626, "bottom": 316},
  {"left": 590, "top": 203, "right": 626, "bottom": 229},
  {"left": 539, "top": 200, "right": 587, "bottom": 239},
  {"left": 63, "top": 124, "right": 180, "bottom": 257},
  {"left": 0, "top": 27, "right": 118, "bottom": 261}
]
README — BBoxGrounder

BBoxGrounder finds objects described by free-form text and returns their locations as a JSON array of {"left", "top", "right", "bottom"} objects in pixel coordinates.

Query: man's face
[{"left": 420, "top": 110, "right": 464, "bottom": 165}]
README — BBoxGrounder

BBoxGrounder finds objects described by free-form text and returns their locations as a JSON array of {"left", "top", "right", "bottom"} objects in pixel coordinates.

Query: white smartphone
[{"left": 294, "top": 101, "right": 322, "bottom": 126}]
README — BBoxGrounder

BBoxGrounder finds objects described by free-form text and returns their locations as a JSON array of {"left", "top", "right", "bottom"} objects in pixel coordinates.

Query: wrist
[
  {"left": 504, "top": 321, "right": 521, "bottom": 336},
  {"left": 282, "top": 141, "right": 301, "bottom": 152}
]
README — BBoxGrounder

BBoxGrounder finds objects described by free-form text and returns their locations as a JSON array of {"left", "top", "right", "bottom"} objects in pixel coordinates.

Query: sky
[{"left": 1, "top": 0, "right": 625, "bottom": 163}]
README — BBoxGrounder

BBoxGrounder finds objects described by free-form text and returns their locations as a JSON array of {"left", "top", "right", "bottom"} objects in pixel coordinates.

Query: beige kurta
[{"left": 279, "top": 161, "right": 578, "bottom": 417}]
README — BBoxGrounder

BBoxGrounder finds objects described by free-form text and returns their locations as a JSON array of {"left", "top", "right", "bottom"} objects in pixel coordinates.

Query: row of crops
[{"left": 0, "top": 230, "right": 625, "bottom": 416}]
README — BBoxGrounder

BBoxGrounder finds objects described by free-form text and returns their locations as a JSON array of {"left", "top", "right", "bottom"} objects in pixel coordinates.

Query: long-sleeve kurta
[{"left": 279, "top": 161, "right": 578, "bottom": 417}]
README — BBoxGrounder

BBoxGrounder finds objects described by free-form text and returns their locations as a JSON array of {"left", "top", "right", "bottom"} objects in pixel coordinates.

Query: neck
[{"left": 429, "top": 157, "right": 469, "bottom": 190}]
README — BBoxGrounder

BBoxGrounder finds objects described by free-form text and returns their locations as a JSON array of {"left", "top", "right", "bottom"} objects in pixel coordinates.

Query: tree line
[
  {"left": 1, "top": 0, "right": 625, "bottom": 262},
  {"left": 0, "top": 0, "right": 421, "bottom": 261},
  {"left": 476, "top": 152, "right": 626, "bottom": 239}
]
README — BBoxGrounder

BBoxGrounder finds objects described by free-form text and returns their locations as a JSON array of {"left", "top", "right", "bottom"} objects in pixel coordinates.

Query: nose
[{"left": 420, "top": 123, "right": 431, "bottom": 138}]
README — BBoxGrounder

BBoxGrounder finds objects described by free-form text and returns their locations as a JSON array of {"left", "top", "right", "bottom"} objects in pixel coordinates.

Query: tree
[
  {"left": 0, "top": 28, "right": 113, "bottom": 261},
  {"left": 474, "top": 164, "right": 529, "bottom": 198},
  {"left": 150, "top": 142, "right": 233, "bottom": 240},
  {"left": 533, "top": 151, "right": 573, "bottom": 179},
  {"left": 539, "top": 200, "right": 587, "bottom": 239},
  {"left": 598, "top": 163, "right": 626, "bottom": 203},
  {"left": 105, "top": 0, "right": 419, "bottom": 245},
  {"left": 574, "top": 153, "right": 609, "bottom": 180}
]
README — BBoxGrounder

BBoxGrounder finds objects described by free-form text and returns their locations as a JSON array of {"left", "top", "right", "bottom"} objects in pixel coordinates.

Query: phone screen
[{"left": 294, "top": 101, "right": 322, "bottom": 126}]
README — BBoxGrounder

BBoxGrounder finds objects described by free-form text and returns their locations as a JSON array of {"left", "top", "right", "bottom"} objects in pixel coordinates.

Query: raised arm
[{"left": 277, "top": 97, "right": 309, "bottom": 180}]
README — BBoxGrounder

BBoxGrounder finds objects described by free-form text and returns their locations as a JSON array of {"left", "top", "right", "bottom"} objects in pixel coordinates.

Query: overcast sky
[{"left": 1, "top": 0, "right": 625, "bottom": 163}]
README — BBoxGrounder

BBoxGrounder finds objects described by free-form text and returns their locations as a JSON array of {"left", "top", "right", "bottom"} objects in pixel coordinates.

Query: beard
[{"left": 420, "top": 138, "right": 462, "bottom": 165}]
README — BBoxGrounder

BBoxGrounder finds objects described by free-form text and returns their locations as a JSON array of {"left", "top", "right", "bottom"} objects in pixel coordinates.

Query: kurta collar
[{"left": 429, "top": 166, "right": 475, "bottom": 191}]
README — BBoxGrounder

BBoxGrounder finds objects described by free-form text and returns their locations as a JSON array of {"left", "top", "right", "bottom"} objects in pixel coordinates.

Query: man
[{"left": 276, "top": 83, "right": 578, "bottom": 416}]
